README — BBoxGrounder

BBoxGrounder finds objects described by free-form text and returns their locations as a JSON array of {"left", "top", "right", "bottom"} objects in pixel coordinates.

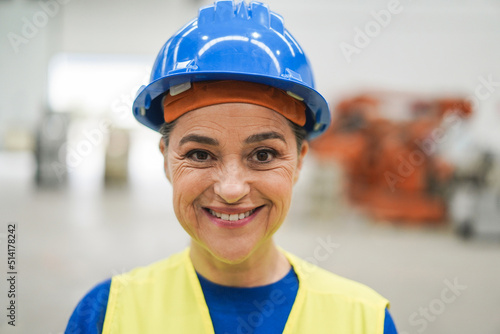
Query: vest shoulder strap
[
  {"left": 283, "top": 251, "right": 389, "bottom": 334},
  {"left": 102, "top": 249, "right": 214, "bottom": 334}
]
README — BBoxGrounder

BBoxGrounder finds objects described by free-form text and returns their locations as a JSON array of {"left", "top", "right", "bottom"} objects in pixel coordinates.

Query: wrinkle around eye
[
  {"left": 187, "top": 150, "right": 213, "bottom": 162},
  {"left": 249, "top": 153, "right": 297, "bottom": 174},
  {"left": 256, "top": 163, "right": 297, "bottom": 184},
  {"left": 248, "top": 149, "right": 276, "bottom": 164},
  {"left": 169, "top": 158, "right": 209, "bottom": 183},
  {"left": 174, "top": 157, "right": 217, "bottom": 177}
]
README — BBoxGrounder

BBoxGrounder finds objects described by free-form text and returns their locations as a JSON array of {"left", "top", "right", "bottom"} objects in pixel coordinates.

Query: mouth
[
  {"left": 207, "top": 208, "right": 256, "bottom": 221},
  {"left": 202, "top": 206, "right": 264, "bottom": 228}
]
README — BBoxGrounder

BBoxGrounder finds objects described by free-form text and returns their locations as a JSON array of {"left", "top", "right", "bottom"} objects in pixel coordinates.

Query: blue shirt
[
  {"left": 66, "top": 269, "right": 397, "bottom": 333},
  {"left": 196, "top": 268, "right": 298, "bottom": 333}
]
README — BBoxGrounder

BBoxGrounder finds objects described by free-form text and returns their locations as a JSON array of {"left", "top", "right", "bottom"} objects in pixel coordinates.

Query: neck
[{"left": 189, "top": 239, "right": 291, "bottom": 287}]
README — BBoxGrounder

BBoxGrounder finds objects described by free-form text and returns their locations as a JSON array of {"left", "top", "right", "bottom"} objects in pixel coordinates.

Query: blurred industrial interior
[{"left": 1, "top": 0, "right": 500, "bottom": 333}]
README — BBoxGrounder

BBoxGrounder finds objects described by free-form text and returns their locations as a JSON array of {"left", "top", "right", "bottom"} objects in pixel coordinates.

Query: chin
[{"left": 204, "top": 238, "right": 262, "bottom": 265}]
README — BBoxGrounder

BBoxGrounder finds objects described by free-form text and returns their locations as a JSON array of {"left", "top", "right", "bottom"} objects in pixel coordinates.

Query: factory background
[{"left": 0, "top": 0, "right": 499, "bottom": 333}]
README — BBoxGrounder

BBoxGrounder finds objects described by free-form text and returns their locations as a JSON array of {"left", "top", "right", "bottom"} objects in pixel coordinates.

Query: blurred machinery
[
  {"left": 104, "top": 128, "right": 130, "bottom": 185},
  {"left": 35, "top": 112, "right": 70, "bottom": 187},
  {"left": 449, "top": 151, "right": 500, "bottom": 238},
  {"left": 310, "top": 92, "right": 472, "bottom": 223},
  {"left": 34, "top": 112, "right": 131, "bottom": 187}
]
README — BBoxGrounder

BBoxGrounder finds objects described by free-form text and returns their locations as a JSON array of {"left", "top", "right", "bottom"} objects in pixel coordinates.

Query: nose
[{"left": 214, "top": 160, "right": 250, "bottom": 204}]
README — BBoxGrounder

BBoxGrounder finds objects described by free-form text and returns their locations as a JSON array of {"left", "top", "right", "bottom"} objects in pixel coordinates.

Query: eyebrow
[
  {"left": 179, "top": 134, "right": 219, "bottom": 146},
  {"left": 245, "top": 131, "right": 286, "bottom": 144}
]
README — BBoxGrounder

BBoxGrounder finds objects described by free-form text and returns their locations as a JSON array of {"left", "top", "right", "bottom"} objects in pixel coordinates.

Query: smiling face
[{"left": 160, "top": 103, "right": 308, "bottom": 264}]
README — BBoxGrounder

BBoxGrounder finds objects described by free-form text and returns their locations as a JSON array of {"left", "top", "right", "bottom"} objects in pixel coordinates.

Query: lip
[{"left": 202, "top": 206, "right": 264, "bottom": 229}]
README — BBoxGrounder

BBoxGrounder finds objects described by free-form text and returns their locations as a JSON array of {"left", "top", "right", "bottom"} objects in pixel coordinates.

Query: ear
[
  {"left": 294, "top": 141, "right": 309, "bottom": 184},
  {"left": 159, "top": 139, "right": 172, "bottom": 183}
]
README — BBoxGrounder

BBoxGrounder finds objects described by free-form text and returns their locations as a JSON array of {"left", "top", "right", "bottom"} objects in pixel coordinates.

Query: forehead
[{"left": 171, "top": 103, "right": 294, "bottom": 138}]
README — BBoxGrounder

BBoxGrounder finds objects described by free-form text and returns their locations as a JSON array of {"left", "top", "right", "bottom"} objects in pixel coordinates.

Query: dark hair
[
  {"left": 287, "top": 119, "right": 308, "bottom": 153},
  {"left": 159, "top": 118, "right": 307, "bottom": 154},
  {"left": 159, "top": 119, "right": 178, "bottom": 148}
]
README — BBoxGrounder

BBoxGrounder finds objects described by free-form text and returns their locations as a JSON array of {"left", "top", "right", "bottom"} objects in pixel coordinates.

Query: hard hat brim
[{"left": 132, "top": 71, "right": 330, "bottom": 140}]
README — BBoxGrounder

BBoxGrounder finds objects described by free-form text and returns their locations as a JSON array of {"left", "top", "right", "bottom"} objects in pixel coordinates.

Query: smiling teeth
[{"left": 209, "top": 209, "right": 255, "bottom": 221}]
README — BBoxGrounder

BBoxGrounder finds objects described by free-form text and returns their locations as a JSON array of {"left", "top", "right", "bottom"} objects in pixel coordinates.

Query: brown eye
[
  {"left": 194, "top": 151, "right": 209, "bottom": 161},
  {"left": 256, "top": 151, "right": 270, "bottom": 162},
  {"left": 187, "top": 150, "right": 212, "bottom": 162},
  {"left": 252, "top": 149, "right": 276, "bottom": 163}
]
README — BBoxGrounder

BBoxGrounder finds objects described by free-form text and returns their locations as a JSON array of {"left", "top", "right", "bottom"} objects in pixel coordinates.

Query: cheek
[
  {"left": 260, "top": 165, "right": 297, "bottom": 208},
  {"left": 259, "top": 174, "right": 294, "bottom": 235},
  {"left": 168, "top": 161, "right": 210, "bottom": 215}
]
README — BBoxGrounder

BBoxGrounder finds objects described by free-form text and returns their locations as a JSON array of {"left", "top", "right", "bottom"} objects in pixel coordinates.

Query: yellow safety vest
[{"left": 103, "top": 248, "right": 389, "bottom": 333}]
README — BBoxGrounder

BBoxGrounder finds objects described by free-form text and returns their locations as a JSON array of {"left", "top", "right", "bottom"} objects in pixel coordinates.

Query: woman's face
[{"left": 160, "top": 103, "right": 308, "bottom": 264}]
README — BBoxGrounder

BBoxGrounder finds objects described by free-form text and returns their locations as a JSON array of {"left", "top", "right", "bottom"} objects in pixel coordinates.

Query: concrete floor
[{"left": 1, "top": 152, "right": 500, "bottom": 334}]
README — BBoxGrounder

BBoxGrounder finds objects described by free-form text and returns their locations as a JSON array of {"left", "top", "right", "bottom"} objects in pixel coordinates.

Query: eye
[
  {"left": 187, "top": 150, "right": 212, "bottom": 162},
  {"left": 251, "top": 149, "right": 276, "bottom": 163},
  {"left": 256, "top": 151, "right": 270, "bottom": 162}
]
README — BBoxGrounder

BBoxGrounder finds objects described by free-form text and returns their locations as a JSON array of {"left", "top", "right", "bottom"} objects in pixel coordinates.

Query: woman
[{"left": 66, "top": 1, "right": 397, "bottom": 333}]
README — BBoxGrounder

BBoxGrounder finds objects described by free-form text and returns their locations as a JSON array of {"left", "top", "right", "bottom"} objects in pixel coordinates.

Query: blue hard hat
[{"left": 132, "top": 0, "right": 330, "bottom": 139}]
